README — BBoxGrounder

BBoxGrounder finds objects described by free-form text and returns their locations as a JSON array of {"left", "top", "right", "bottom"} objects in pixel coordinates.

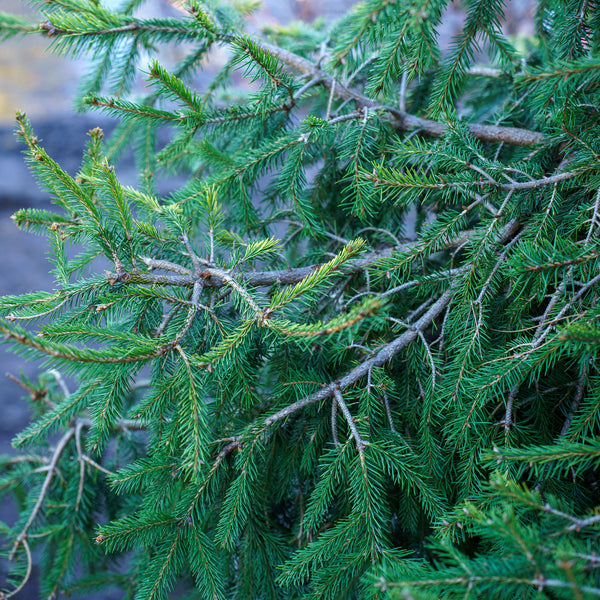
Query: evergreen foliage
[{"left": 0, "top": 0, "right": 600, "bottom": 597}]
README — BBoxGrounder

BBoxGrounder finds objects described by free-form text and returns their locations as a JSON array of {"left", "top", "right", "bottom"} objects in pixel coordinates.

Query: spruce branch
[
  {"left": 39, "top": 16, "right": 198, "bottom": 39},
  {"left": 9, "top": 427, "right": 75, "bottom": 560},
  {"left": 365, "top": 167, "right": 588, "bottom": 194},
  {"left": 0, "top": 323, "right": 167, "bottom": 364},
  {"left": 74, "top": 420, "right": 85, "bottom": 510},
  {"left": 263, "top": 286, "right": 456, "bottom": 429},
  {"left": 109, "top": 233, "right": 474, "bottom": 291},
  {"left": 534, "top": 272, "right": 600, "bottom": 349},
  {"left": 253, "top": 40, "right": 543, "bottom": 146},
  {"left": 559, "top": 367, "right": 588, "bottom": 437},
  {"left": 377, "top": 575, "right": 600, "bottom": 596},
  {"left": 333, "top": 386, "right": 368, "bottom": 457},
  {"left": 262, "top": 218, "right": 521, "bottom": 431},
  {"left": 33, "top": 9, "right": 543, "bottom": 146},
  {"left": 5, "top": 537, "right": 32, "bottom": 600},
  {"left": 3, "top": 0, "right": 600, "bottom": 597}
]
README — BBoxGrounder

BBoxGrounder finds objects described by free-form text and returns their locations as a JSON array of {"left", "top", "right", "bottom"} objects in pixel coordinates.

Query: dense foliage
[{"left": 1, "top": 0, "right": 600, "bottom": 598}]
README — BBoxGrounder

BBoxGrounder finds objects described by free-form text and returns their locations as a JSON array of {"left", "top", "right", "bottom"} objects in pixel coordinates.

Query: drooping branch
[
  {"left": 333, "top": 386, "right": 368, "bottom": 456},
  {"left": 263, "top": 286, "right": 456, "bottom": 428},
  {"left": 262, "top": 217, "right": 521, "bottom": 429},
  {"left": 9, "top": 428, "right": 75, "bottom": 560},
  {"left": 35, "top": 13, "right": 544, "bottom": 146},
  {"left": 0, "top": 324, "right": 167, "bottom": 364},
  {"left": 256, "top": 41, "right": 544, "bottom": 146}
]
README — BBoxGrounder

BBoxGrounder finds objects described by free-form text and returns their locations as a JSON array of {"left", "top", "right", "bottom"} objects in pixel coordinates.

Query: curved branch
[
  {"left": 263, "top": 286, "right": 456, "bottom": 427},
  {"left": 257, "top": 41, "right": 543, "bottom": 146}
]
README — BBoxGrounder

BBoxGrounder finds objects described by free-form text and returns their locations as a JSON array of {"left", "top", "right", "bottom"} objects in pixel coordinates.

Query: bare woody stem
[
  {"left": 256, "top": 40, "right": 543, "bottom": 146},
  {"left": 10, "top": 428, "right": 75, "bottom": 560},
  {"left": 110, "top": 233, "right": 474, "bottom": 290},
  {"left": 333, "top": 386, "right": 368, "bottom": 457}
]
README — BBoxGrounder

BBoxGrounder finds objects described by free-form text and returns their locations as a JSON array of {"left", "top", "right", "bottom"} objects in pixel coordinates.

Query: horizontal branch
[
  {"left": 378, "top": 575, "right": 600, "bottom": 596},
  {"left": 366, "top": 168, "right": 586, "bottom": 192},
  {"left": 40, "top": 19, "right": 190, "bottom": 38},
  {"left": 0, "top": 324, "right": 165, "bottom": 364},
  {"left": 257, "top": 41, "right": 543, "bottom": 146},
  {"left": 388, "top": 113, "right": 543, "bottom": 146},
  {"left": 108, "top": 233, "right": 474, "bottom": 289}
]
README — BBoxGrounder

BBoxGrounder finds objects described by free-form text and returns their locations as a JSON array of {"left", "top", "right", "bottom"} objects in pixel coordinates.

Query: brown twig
[
  {"left": 109, "top": 233, "right": 474, "bottom": 291},
  {"left": 256, "top": 41, "right": 543, "bottom": 146},
  {"left": 39, "top": 14, "right": 544, "bottom": 146},
  {"left": 9, "top": 428, "right": 75, "bottom": 560},
  {"left": 263, "top": 286, "right": 456, "bottom": 428}
]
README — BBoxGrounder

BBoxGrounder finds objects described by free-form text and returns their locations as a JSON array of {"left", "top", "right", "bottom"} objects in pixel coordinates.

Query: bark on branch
[
  {"left": 257, "top": 41, "right": 544, "bottom": 147},
  {"left": 38, "top": 15, "right": 544, "bottom": 147},
  {"left": 108, "top": 232, "right": 474, "bottom": 289},
  {"left": 261, "top": 217, "right": 521, "bottom": 428},
  {"left": 263, "top": 287, "right": 456, "bottom": 427}
]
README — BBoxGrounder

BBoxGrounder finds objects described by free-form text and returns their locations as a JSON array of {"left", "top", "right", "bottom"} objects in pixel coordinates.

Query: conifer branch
[
  {"left": 40, "top": 18, "right": 193, "bottom": 38},
  {"left": 382, "top": 393, "right": 398, "bottom": 434},
  {"left": 75, "top": 420, "right": 85, "bottom": 510},
  {"left": 365, "top": 167, "right": 587, "bottom": 193},
  {"left": 264, "top": 287, "right": 456, "bottom": 428},
  {"left": 560, "top": 367, "right": 588, "bottom": 437},
  {"left": 81, "top": 453, "right": 114, "bottom": 476},
  {"left": 9, "top": 427, "right": 75, "bottom": 560},
  {"left": 333, "top": 386, "right": 368, "bottom": 456},
  {"left": 209, "top": 266, "right": 263, "bottom": 316},
  {"left": 6, "top": 538, "right": 32, "bottom": 600},
  {"left": 331, "top": 399, "right": 340, "bottom": 446},
  {"left": 110, "top": 233, "right": 474, "bottom": 291},
  {"left": 3, "top": 0, "right": 600, "bottom": 596},
  {"left": 0, "top": 324, "right": 166, "bottom": 364},
  {"left": 255, "top": 40, "right": 543, "bottom": 146},
  {"left": 173, "top": 280, "right": 205, "bottom": 344},
  {"left": 377, "top": 575, "right": 600, "bottom": 596},
  {"left": 534, "top": 272, "right": 600, "bottom": 349}
]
